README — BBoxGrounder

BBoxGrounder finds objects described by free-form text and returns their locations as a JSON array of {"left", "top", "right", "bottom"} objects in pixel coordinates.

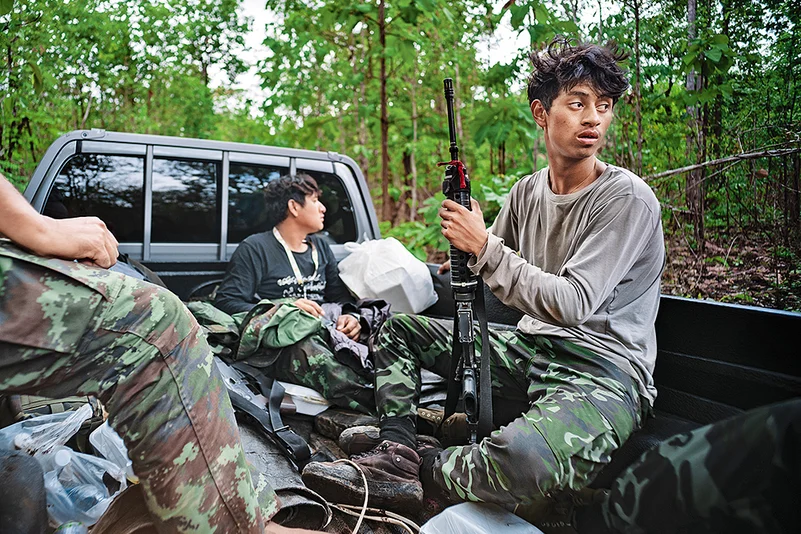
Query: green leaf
[
  {"left": 528, "top": 23, "right": 552, "bottom": 45},
  {"left": 0, "top": 0, "right": 13, "bottom": 16},
  {"left": 399, "top": 4, "right": 422, "bottom": 24},
  {"left": 705, "top": 47, "right": 723, "bottom": 63},
  {"left": 509, "top": 4, "right": 528, "bottom": 29},
  {"left": 29, "top": 62, "right": 43, "bottom": 95},
  {"left": 557, "top": 19, "right": 579, "bottom": 35},
  {"left": 416, "top": 0, "right": 437, "bottom": 12},
  {"left": 710, "top": 33, "right": 729, "bottom": 45}
]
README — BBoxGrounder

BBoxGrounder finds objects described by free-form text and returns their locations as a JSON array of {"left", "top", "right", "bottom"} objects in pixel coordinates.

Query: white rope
[
  {"left": 332, "top": 458, "right": 369, "bottom": 533},
  {"left": 330, "top": 504, "right": 420, "bottom": 534},
  {"left": 333, "top": 503, "right": 421, "bottom": 533},
  {"left": 326, "top": 458, "right": 422, "bottom": 533}
]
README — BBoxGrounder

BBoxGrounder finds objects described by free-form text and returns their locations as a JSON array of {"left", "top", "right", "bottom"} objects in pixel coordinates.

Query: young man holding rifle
[{"left": 303, "top": 36, "right": 666, "bottom": 520}]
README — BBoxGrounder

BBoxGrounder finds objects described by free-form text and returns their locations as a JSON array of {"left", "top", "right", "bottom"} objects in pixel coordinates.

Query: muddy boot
[
  {"left": 339, "top": 425, "right": 443, "bottom": 456},
  {"left": 439, "top": 412, "right": 469, "bottom": 446},
  {"left": 302, "top": 440, "right": 424, "bottom": 511},
  {"left": 338, "top": 425, "right": 381, "bottom": 456}
]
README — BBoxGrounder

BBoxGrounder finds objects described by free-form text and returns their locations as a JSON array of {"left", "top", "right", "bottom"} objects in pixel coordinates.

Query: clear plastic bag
[
  {"left": 89, "top": 421, "right": 138, "bottom": 483},
  {"left": 37, "top": 445, "right": 127, "bottom": 527},
  {"left": 420, "top": 502, "right": 544, "bottom": 534},
  {"left": 0, "top": 403, "right": 93, "bottom": 454}
]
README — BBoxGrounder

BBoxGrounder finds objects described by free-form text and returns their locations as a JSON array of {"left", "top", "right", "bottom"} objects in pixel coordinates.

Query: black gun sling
[
  {"left": 444, "top": 278, "right": 493, "bottom": 441},
  {"left": 228, "top": 362, "right": 314, "bottom": 470}
]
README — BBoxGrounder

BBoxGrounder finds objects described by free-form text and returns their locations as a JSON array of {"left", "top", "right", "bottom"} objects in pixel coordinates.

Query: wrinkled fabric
[
  {"left": 586, "top": 399, "right": 801, "bottom": 534},
  {"left": 0, "top": 242, "right": 278, "bottom": 533},
  {"left": 373, "top": 313, "right": 642, "bottom": 507},
  {"left": 190, "top": 300, "right": 379, "bottom": 415},
  {"left": 322, "top": 302, "right": 370, "bottom": 371},
  {"left": 235, "top": 300, "right": 321, "bottom": 362}
]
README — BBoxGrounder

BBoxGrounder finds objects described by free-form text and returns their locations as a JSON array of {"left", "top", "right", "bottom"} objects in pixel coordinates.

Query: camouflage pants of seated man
[
  {"left": 374, "top": 313, "right": 644, "bottom": 508},
  {"left": 0, "top": 243, "right": 278, "bottom": 533},
  {"left": 253, "top": 333, "right": 376, "bottom": 416},
  {"left": 581, "top": 398, "right": 801, "bottom": 534}
]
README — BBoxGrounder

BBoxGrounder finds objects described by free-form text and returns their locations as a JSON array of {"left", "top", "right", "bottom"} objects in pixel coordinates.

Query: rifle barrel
[{"left": 443, "top": 78, "right": 459, "bottom": 161}]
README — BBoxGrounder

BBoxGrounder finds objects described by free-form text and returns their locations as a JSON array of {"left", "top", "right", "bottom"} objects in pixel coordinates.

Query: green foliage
[
  {"left": 2, "top": 0, "right": 800, "bottom": 308},
  {"left": 0, "top": 0, "right": 248, "bottom": 181},
  {"left": 0, "top": 0, "right": 13, "bottom": 16},
  {"left": 381, "top": 195, "right": 449, "bottom": 260}
]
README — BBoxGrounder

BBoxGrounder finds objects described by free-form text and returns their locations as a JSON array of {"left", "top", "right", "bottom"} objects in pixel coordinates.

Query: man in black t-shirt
[{"left": 215, "top": 174, "right": 374, "bottom": 414}]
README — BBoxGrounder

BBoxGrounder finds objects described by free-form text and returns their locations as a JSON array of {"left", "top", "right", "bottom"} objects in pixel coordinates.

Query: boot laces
[{"left": 351, "top": 441, "right": 390, "bottom": 461}]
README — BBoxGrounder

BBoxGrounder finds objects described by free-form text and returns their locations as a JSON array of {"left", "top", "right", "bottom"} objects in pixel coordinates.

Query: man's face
[
  {"left": 293, "top": 192, "right": 326, "bottom": 234},
  {"left": 531, "top": 83, "right": 614, "bottom": 161}
]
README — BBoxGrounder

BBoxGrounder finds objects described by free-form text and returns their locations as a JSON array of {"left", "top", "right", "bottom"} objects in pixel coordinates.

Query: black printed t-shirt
[{"left": 214, "top": 231, "right": 353, "bottom": 315}]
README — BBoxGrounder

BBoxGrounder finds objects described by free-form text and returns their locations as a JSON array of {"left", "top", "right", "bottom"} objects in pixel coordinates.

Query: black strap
[
  {"left": 229, "top": 363, "right": 313, "bottom": 469},
  {"left": 443, "top": 279, "right": 493, "bottom": 441},
  {"left": 444, "top": 313, "right": 462, "bottom": 420},
  {"left": 475, "top": 280, "right": 493, "bottom": 441}
]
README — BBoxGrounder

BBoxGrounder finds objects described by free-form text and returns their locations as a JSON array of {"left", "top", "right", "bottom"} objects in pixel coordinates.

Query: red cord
[{"left": 437, "top": 160, "right": 467, "bottom": 189}]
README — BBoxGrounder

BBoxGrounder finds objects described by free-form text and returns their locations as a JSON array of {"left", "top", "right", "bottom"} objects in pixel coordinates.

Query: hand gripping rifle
[{"left": 439, "top": 78, "right": 492, "bottom": 444}]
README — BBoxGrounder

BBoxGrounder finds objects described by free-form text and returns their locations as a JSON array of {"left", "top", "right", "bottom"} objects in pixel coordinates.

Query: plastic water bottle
[
  {"left": 36, "top": 445, "right": 73, "bottom": 472},
  {"left": 66, "top": 484, "right": 104, "bottom": 510},
  {"left": 54, "top": 521, "right": 88, "bottom": 534}
]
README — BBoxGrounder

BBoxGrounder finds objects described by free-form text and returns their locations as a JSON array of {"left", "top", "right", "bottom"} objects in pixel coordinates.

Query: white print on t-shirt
[{"left": 278, "top": 272, "right": 326, "bottom": 301}]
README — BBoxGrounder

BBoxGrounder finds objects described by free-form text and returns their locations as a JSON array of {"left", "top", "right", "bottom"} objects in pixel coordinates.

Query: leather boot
[{"left": 302, "top": 440, "right": 424, "bottom": 511}]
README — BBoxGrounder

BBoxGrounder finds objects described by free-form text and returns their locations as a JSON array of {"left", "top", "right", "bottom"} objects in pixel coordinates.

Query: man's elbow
[{"left": 550, "top": 291, "right": 594, "bottom": 327}]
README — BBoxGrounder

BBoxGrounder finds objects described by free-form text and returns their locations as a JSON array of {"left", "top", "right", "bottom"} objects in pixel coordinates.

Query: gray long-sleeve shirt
[{"left": 470, "top": 165, "right": 665, "bottom": 403}]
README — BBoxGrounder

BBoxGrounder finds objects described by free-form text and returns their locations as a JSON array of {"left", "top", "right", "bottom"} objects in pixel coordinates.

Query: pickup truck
[{"left": 21, "top": 129, "right": 801, "bottom": 517}]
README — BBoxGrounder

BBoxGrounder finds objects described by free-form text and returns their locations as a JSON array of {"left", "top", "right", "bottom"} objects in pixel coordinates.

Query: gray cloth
[
  {"left": 470, "top": 164, "right": 665, "bottom": 403},
  {"left": 321, "top": 302, "right": 371, "bottom": 371}
]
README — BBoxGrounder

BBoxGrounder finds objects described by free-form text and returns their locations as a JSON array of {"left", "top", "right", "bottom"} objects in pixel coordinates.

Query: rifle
[{"left": 439, "top": 78, "right": 492, "bottom": 444}]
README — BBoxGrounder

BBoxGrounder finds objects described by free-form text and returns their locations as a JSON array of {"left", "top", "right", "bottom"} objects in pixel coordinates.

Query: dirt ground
[
  {"left": 431, "top": 233, "right": 801, "bottom": 312},
  {"left": 661, "top": 234, "right": 801, "bottom": 311}
]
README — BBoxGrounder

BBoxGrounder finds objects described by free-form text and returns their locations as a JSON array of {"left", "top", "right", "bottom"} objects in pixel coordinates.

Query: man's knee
[
  {"left": 107, "top": 280, "right": 200, "bottom": 355},
  {"left": 434, "top": 424, "right": 562, "bottom": 504}
]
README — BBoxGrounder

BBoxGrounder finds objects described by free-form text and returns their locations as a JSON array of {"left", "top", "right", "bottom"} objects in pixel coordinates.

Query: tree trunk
[
  {"left": 454, "top": 63, "right": 464, "bottom": 144},
  {"left": 597, "top": 0, "right": 603, "bottom": 37},
  {"left": 379, "top": 0, "right": 391, "bottom": 222},
  {"left": 686, "top": 0, "right": 705, "bottom": 250},
  {"left": 357, "top": 46, "right": 369, "bottom": 183},
  {"left": 410, "top": 69, "right": 419, "bottom": 222},
  {"left": 499, "top": 143, "right": 506, "bottom": 175}
]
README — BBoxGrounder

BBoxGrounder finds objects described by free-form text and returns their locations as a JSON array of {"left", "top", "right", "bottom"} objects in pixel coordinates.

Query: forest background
[{"left": 1, "top": 0, "right": 799, "bottom": 310}]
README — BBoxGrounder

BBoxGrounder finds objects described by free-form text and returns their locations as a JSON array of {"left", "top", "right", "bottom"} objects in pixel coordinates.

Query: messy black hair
[
  {"left": 527, "top": 36, "right": 630, "bottom": 110},
  {"left": 263, "top": 173, "right": 320, "bottom": 229}
]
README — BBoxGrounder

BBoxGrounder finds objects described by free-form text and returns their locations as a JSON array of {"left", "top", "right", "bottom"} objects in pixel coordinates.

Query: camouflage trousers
[
  {"left": 258, "top": 333, "right": 375, "bottom": 415},
  {"left": 0, "top": 243, "right": 278, "bottom": 533},
  {"left": 373, "top": 313, "right": 643, "bottom": 507},
  {"left": 585, "top": 398, "right": 801, "bottom": 534}
]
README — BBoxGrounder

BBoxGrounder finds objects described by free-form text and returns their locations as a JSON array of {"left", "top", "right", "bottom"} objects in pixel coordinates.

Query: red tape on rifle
[{"left": 438, "top": 160, "right": 467, "bottom": 189}]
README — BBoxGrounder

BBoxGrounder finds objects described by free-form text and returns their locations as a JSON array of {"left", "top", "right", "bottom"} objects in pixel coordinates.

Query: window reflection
[
  {"left": 228, "top": 163, "right": 286, "bottom": 243},
  {"left": 303, "top": 169, "right": 357, "bottom": 243},
  {"left": 152, "top": 159, "right": 219, "bottom": 243},
  {"left": 50, "top": 154, "right": 144, "bottom": 242}
]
